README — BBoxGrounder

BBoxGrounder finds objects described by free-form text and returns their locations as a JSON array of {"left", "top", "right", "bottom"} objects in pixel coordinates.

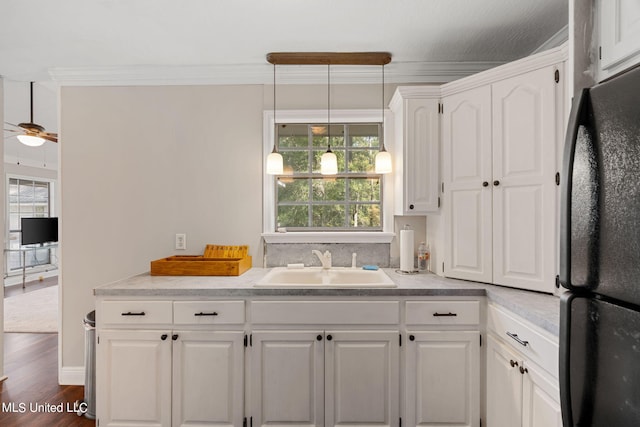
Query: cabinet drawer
[
  {"left": 406, "top": 301, "right": 480, "bottom": 325},
  {"left": 101, "top": 301, "right": 173, "bottom": 325},
  {"left": 174, "top": 301, "right": 245, "bottom": 324},
  {"left": 487, "top": 304, "right": 558, "bottom": 376},
  {"left": 251, "top": 301, "right": 399, "bottom": 325}
]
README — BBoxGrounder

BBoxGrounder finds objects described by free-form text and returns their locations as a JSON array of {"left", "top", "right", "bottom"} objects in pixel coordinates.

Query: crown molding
[{"left": 48, "top": 61, "right": 503, "bottom": 86}]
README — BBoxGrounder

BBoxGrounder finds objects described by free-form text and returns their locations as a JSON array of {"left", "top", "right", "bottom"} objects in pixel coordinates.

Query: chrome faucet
[{"left": 312, "top": 250, "right": 332, "bottom": 269}]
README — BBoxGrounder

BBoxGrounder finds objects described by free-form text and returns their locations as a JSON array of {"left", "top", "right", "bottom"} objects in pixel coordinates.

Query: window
[
  {"left": 7, "top": 177, "right": 54, "bottom": 271},
  {"left": 275, "top": 122, "right": 382, "bottom": 231},
  {"left": 263, "top": 109, "right": 395, "bottom": 243}
]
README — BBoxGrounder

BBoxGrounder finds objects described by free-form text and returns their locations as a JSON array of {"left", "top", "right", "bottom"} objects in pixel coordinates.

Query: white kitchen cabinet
[
  {"left": 599, "top": 0, "right": 640, "bottom": 79},
  {"left": 172, "top": 331, "right": 245, "bottom": 427},
  {"left": 250, "top": 330, "right": 400, "bottom": 427},
  {"left": 97, "top": 329, "right": 173, "bottom": 427},
  {"left": 405, "top": 331, "right": 480, "bottom": 427},
  {"left": 442, "top": 63, "right": 562, "bottom": 293},
  {"left": 390, "top": 87, "right": 441, "bottom": 215},
  {"left": 96, "top": 300, "right": 246, "bottom": 427},
  {"left": 486, "top": 336, "right": 561, "bottom": 427}
]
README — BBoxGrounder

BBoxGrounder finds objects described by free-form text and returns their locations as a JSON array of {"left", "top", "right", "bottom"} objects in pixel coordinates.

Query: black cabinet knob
[
  {"left": 161, "top": 334, "right": 168, "bottom": 341},
  {"left": 482, "top": 181, "right": 489, "bottom": 187},
  {"left": 510, "top": 359, "right": 519, "bottom": 368},
  {"left": 172, "top": 334, "right": 179, "bottom": 341},
  {"left": 493, "top": 180, "right": 500, "bottom": 186},
  {"left": 520, "top": 366, "right": 528, "bottom": 375},
  {"left": 317, "top": 335, "right": 323, "bottom": 341},
  {"left": 409, "top": 335, "right": 415, "bottom": 341},
  {"left": 409, "top": 204, "right": 415, "bottom": 210},
  {"left": 327, "top": 335, "right": 333, "bottom": 341}
]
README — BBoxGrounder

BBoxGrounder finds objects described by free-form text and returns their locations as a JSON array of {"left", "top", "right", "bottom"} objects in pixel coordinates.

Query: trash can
[{"left": 83, "top": 310, "right": 96, "bottom": 419}]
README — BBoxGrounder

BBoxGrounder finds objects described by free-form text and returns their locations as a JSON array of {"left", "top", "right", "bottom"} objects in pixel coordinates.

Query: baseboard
[{"left": 59, "top": 366, "right": 85, "bottom": 386}]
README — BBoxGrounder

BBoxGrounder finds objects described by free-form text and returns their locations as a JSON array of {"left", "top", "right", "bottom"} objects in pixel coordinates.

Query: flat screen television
[{"left": 21, "top": 217, "right": 58, "bottom": 246}]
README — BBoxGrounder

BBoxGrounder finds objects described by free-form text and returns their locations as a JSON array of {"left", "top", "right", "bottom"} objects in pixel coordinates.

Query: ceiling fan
[{"left": 4, "top": 81, "right": 58, "bottom": 146}]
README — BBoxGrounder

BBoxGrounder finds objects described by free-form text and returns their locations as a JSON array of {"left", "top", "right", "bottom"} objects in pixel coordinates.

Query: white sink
[{"left": 254, "top": 267, "right": 397, "bottom": 288}]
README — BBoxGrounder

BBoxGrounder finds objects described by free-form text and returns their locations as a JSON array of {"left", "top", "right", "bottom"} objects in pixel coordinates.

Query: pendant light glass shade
[
  {"left": 266, "top": 64, "right": 283, "bottom": 175},
  {"left": 17, "top": 134, "right": 46, "bottom": 147},
  {"left": 321, "top": 149, "right": 338, "bottom": 175},
  {"left": 374, "top": 64, "right": 392, "bottom": 174}
]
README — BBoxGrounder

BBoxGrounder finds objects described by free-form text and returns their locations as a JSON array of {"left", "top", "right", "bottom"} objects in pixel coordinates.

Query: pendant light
[
  {"left": 320, "top": 64, "right": 338, "bottom": 175},
  {"left": 266, "top": 64, "right": 284, "bottom": 175},
  {"left": 375, "top": 64, "right": 392, "bottom": 174}
]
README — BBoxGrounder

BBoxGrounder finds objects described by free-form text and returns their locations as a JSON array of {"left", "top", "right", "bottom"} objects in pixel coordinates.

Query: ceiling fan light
[
  {"left": 266, "top": 151, "right": 284, "bottom": 175},
  {"left": 17, "top": 134, "right": 46, "bottom": 147},
  {"left": 375, "top": 149, "right": 392, "bottom": 174},
  {"left": 320, "top": 150, "right": 338, "bottom": 175}
]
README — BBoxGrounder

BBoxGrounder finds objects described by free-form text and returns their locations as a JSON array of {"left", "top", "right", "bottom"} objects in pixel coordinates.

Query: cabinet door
[
  {"left": 172, "top": 331, "right": 244, "bottom": 427},
  {"left": 403, "top": 98, "right": 440, "bottom": 214},
  {"left": 521, "top": 362, "right": 562, "bottom": 427},
  {"left": 600, "top": 0, "right": 640, "bottom": 74},
  {"left": 491, "top": 66, "right": 558, "bottom": 293},
  {"left": 442, "top": 86, "right": 493, "bottom": 283},
  {"left": 97, "top": 329, "right": 172, "bottom": 427},
  {"left": 486, "top": 335, "right": 523, "bottom": 427},
  {"left": 324, "top": 331, "right": 399, "bottom": 427},
  {"left": 405, "top": 331, "right": 480, "bottom": 427},
  {"left": 251, "top": 331, "right": 324, "bottom": 427}
]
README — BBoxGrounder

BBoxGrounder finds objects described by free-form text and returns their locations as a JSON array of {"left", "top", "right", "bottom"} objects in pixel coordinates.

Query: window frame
[{"left": 263, "top": 109, "right": 395, "bottom": 244}]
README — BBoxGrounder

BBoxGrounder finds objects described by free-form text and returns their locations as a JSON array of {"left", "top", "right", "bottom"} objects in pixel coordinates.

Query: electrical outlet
[{"left": 175, "top": 233, "right": 186, "bottom": 250}]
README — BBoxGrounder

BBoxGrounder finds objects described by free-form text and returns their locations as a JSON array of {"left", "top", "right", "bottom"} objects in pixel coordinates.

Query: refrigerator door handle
[
  {"left": 559, "top": 292, "right": 575, "bottom": 427},
  {"left": 559, "top": 88, "right": 589, "bottom": 289}
]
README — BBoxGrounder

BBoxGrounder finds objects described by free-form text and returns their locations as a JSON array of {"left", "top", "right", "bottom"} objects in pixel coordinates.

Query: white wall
[
  {"left": 59, "top": 82, "right": 426, "bottom": 377},
  {"left": 0, "top": 78, "right": 5, "bottom": 381}
]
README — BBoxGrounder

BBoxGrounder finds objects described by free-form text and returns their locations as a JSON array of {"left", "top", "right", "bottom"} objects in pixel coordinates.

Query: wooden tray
[{"left": 150, "top": 254, "right": 252, "bottom": 276}]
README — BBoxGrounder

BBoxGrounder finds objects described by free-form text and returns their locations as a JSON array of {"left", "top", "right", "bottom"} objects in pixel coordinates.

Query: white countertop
[{"left": 95, "top": 267, "right": 560, "bottom": 336}]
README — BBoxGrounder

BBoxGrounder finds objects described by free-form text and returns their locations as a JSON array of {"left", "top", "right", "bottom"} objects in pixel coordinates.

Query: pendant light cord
[
  {"left": 273, "top": 64, "right": 277, "bottom": 153},
  {"left": 380, "top": 65, "right": 386, "bottom": 152},
  {"left": 327, "top": 64, "right": 331, "bottom": 151}
]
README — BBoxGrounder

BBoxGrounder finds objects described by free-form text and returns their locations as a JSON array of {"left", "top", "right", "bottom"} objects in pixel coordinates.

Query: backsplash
[{"left": 264, "top": 243, "right": 391, "bottom": 268}]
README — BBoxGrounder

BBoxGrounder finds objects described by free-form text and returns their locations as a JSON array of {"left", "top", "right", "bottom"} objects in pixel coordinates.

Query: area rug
[{"left": 4, "top": 285, "right": 58, "bottom": 333}]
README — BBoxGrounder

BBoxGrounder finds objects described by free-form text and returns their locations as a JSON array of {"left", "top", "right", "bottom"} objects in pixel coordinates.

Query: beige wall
[
  {"left": 59, "top": 82, "right": 421, "bottom": 373},
  {"left": 0, "top": 78, "right": 5, "bottom": 380}
]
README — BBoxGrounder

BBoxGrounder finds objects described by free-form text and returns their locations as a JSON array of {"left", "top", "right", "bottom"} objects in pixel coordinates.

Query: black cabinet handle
[
  {"left": 409, "top": 335, "right": 415, "bottom": 341},
  {"left": 409, "top": 204, "right": 415, "bottom": 210},
  {"left": 506, "top": 332, "right": 529, "bottom": 347},
  {"left": 433, "top": 312, "right": 457, "bottom": 317},
  {"left": 194, "top": 312, "right": 218, "bottom": 316},
  {"left": 161, "top": 334, "right": 168, "bottom": 341},
  {"left": 317, "top": 335, "right": 323, "bottom": 341},
  {"left": 493, "top": 180, "right": 500, "bottom": 186},
  {"left": 327, "top": 335, "right": 333, "bottom": 341},
  {"left": 482, "top": 181, "right": 489, "bottom": 187},
  {"left": 121, "top": 311, "right": 145, "bottom": 316},
  {"left": 510, "top": 359, "right": 519, "bottom": 368},
  {"left": 172, "top": 334, "right": 179, "bottom": 341}
]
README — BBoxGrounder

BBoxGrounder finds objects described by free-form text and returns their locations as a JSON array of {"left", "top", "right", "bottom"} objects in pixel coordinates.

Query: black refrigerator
[{"left": 559, "top": 64, "right": 640, "bottom": 426}]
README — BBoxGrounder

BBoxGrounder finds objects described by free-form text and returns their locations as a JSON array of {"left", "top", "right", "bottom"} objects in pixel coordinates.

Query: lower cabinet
[
  {"left": 405, "top": 331, "right": 480, "bottom": 427},
  {"left": 486, "top": 332, "right": 561, "bottom": 427},
  {"left": 250, "top": 330, "right": 400, "bottom": 427},
  {"left": 97, "top": 329, "right": 244, "bottom": 427}
]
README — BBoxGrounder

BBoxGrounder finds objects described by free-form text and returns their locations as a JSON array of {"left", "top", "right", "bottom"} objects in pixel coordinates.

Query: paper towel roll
[{"left": 400, "top": 229, "right": 415, "bottom": 272}]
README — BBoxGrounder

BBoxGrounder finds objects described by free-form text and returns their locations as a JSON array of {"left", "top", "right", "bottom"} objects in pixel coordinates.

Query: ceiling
[{"left": 1, "top": 0, "right": 568, "bottom": 168}]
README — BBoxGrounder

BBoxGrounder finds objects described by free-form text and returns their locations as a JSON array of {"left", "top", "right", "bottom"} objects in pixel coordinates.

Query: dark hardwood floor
[
  {"left": 2, "top": 275, "right": 94, "bottom": 425},
  {"left": 1, "top": 332, "right": 95, "bottom": 426}
]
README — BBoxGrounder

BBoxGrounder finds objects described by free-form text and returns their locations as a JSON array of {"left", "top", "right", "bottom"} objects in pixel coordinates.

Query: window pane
[
  {"left": 282, "top": 150, "right": 310, "bottom": 173},
  {"left": 350, "top": 204, "right": 381, "bottom": 228},
  {"left": 277, "top": 205, "right": 309, "bottom": 228},
  {"left": 278, "top": 124, "right": 308, "bottom": 148},
  {"left": 349, "top": 124, "right": 380, "bottom": 148},
  {"left": 278, "top": 178, "right": 309, "bottom": 202},
  {"left": 349, "top": 178, "right": 381, "bottom": 202},
  {"left": 348, "top": 149, "right": 377, "bottom": 173},
  {"left": 312, "top": 204, "right": 345, "bottom": 228},
  {"left": 9, "top": 214, "right": 20, "bottom": 230},
  {"left": 312, "top": 178, "right": 345, "bottom": 201}
]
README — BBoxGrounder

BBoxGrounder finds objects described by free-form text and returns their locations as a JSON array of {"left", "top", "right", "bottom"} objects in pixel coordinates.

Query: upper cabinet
[
  {"left": 440, "top": 47, "right": 567, "bottom": 294},
  {"left": 390, "top": 87, "right": 440, "bottom": 215},
  {"left": 599, "top": 0, "right": 640, "bottom": 79}
]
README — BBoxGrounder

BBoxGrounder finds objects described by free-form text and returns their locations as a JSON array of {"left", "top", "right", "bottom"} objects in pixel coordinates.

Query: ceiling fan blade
[
  {"left": 4, "top": 128, "right": 21, "bottom": 133},
  {"left": 4, "top": 122, "right": 23, "bottom": 129},
  {"left": 40, "top": 132, "right": 58, "bottom": 143}
]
